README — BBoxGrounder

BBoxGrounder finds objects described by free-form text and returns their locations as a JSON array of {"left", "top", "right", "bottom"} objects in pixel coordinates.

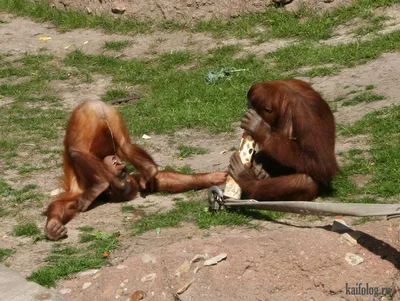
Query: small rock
[
  {"left": 193, "top": 266, "right": 201, "bottom": 274},
  {"left": 77, "top": 269, "right": 99, "bottom": 277},
  {"left": 111, "top": 6, "right": 126, "bottom": 14},
  {"left": 86, "top": 7, "right": 92, "bottom": 14},
  {"left": 340, "top": 233, "right": 357, "bottom": 246},
  {"left": 340, "top": 231, "right": 362, "bottom": 246},
  {"left": 220, "top": 150, "right": 228, "bottom": 155},
  {"left": 176, "top": 278, "right": 195, "bottom": 294},
  {"left": 142, "top": 253, "right": 156, "bottom": 264},
  {"left": 141, "top": 273, "right": 156, "bottom": 282},
  {"left": 204, "top": 253, "right": 227, "bottom": 266},
  {"left": 117, "top": 265, "right": 127, "bottom": 269},
  {"left": 190, "top": 253, "right": 207, "bottom": 263},
  {"left": 332, "top": 219, "right": 350, "bottom": 233},
  {"left": 120, "top": 279, "right": 129, "bottom": 287},
  {"left": 115, "top": 287, "right": 124, "bottom": 298},
  {"left": 176, "top": 259, "right": 191, "bottom": 276},
  {"left": 82, "top": 282, "right": 92, "bottom": 290},
  {"left": 93, "top": 273, "right": 101, "bottom": 279},
  {"left": 131, "top": 290, "right": 146, "bottom": 301},
  {"left": 345, "top": 253, "right": 364, "bottom": 266},
  {"left": 59, "top": 288, "right": 71, "bottom": 295},
  {"left": 142, "top": 134, "right": 151, "bottom": 140}
]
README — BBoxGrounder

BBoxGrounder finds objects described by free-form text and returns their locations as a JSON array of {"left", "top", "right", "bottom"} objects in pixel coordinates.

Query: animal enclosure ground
[{"left": 1, "top": 1, "right": 400, "bottom": 300}]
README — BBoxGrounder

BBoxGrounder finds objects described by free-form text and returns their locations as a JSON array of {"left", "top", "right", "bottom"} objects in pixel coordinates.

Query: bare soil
[
  {"left": 1, "top": 3, "right": 400, "bottom": 301},
  {"left": 47, "top": 0, "right": 354, "bottom": 21}
]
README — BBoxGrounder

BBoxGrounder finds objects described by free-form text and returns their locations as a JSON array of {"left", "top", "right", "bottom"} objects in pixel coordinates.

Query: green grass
[
  {"left": 61, "top": 29, "right": 400, "bottom": 135},
  {"left": 178, "top": 144, "right": 209, "bottom": 158},
  {"left": 0, "top": 0, "right": 150, "bottom": 34},
  {"left": 131, "top": 199, "right": 283, "bottom": 236},
  {"left": 13, "top": 222, "right": 40, "bottom": 236},
  {"left": 0, "top": 180, "right": 43, "bottom": 205},
  {"left": 158, "top": 51, "right": 194, "bottom": 68},
  {"left": 27, "top": 229, "right": 119, "bottom": 287},
  {"left": 103, "top": 40, "right": 131, "bottom": 51},
  {"left": 341, "top": 91, "right": 385, "bottom": 106},
  {"left": 332, "top": 105, "right": 400, "bottom": 199},
  {"left": 121, "top": 205, "right": 135, "bottom": 213},
  {"left": 0, "top": 248, "right": 15, "bottom": 261},
  {"left": 353, "top": 15, "right": 388, "bottom": 36},
  {"left": 268, "top": 30, "right": 400, "bottom": 71},
  {"left": 193, "top": 0, "right": 398, "bottom": 39},
  {"left": 102, "top": 88, "right": 130, "bottom": 102}
]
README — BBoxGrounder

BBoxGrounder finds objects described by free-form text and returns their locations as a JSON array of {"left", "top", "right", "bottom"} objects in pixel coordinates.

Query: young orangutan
[{"left": 45, "top": 100, "right": 227, "bottom": 240}]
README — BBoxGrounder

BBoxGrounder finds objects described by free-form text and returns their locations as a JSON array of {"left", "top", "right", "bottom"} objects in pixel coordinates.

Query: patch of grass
[
  {"left": 0, "top": 181, "right": 43, "bottom": 204},
  {"left": 365, "top": 84, "right": 375, "bottom": 90},
  {"left": 13, "top": 222, "right": 40, "bottom": 236},
  {"left": 131, "top": 200, "right": 239, "bottom": 235},
  {"left": 0, "top": 248, "right": 15, "bottom": 262},
  {"left": 333, "top": 105, "right": 400, "bottom": 199},
  {"left": 121, "top": 205, "right": 135, "bottom": 213},
  {"left": 193, "top": 0, "right": 398, "bottom": 40},
  {"left": 76, "top": 226, "right": 94, "bottom": 232},
  {"left": 103, "top": 40, "right": 131, "bottom": 51},
  {"left": 102, "top": 88, "right": 129, "bottom": 102},
  {"left": 0, "top": 0, "right": 151, "bottom": 34},
  {"left": 0, "top": 138, "right": 18, "bottom": 158},
  {"left": 352, "top": 216, "right": 378, "bottom": 225},
  {"left": 64, "top": 29, "right": 399, "bottom": 135},
  {"left": 268, "top": 30, "right": 400, "bottom": 71},
  {"left": 28, "top": 229, "right": 119, "bottom": 287},
  {"left": 131, "top": 199, "right": 285, "bottom": 236},
  {"left": 342, "top": 91, "right": 385, "bottom": 106},
  {"left": 353, "top": 15, "right": 388, "bottom": 36},
  {"left": 158, "top": 51, "right": 193, "bottom": 69},
  {"left": 295, "top": 66, "right": 340, "bottom": 77},
  {"left": 18, "top": 163, "right": 50, "bottom": 174},
  {"left": 178, "top": 144, "right": 208, "bottom": 158}
]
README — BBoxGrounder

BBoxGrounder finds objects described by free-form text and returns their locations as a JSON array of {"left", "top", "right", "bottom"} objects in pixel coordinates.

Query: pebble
[
  {"left": 59, "top": 288, "right": 71, "bottom": 295},
  {"left": 117, "top": 265, "right": 127, "bottom": 270},
  {"left": 141, "top": 253, "right": 157, "bottom": 264},
  {"left": 340, "top": 231, "right": 362, "bottom": 246},
  {"left": 141, "top": 273, "right": 156, "bottom": 282},
  {"left": 190, "top": 253, "right": 208, "bottom": 263},
  {"left": 204, "top": 253, "right": 227, "bottom": 266},
  {"left": 77, "top": 269, "right": 99, "bottom": 277},
  {"left": 345, "top": 253, "right": 364, "bottom": 266},
  {"left": 176, "top": 259, "right": 191, "bottom": 276},
  {"left": 82, "top": 282, "right": 92, "bottom": 290}
]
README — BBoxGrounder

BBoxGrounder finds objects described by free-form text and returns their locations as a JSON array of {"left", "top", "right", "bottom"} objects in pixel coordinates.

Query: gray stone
[{"left": 0, "top": 264, "right": 67, "bottom": 301}]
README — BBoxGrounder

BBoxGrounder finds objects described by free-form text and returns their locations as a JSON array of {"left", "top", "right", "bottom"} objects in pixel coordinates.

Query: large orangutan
[
  {"left": 228, "top": 79, "right": 339, "bottom": 201},
  {"left": 45, "top": 100, "right": 227, "bottom": 240}
]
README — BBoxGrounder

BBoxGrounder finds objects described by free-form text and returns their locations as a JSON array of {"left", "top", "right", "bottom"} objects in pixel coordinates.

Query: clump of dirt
[
  {"left": 47, "top": 0, "right": 354, "bottom": 21},
  {"left": 59, "top": 219, "right": 400, "bottom": 301}
]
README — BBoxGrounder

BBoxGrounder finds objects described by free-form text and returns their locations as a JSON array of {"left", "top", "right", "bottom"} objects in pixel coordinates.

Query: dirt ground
[
  {"left": 1, "top": 3, "right": 400, "bottom": 301},
  {"left": 48, "top": 0, "right": 355, "bottom": 21}
]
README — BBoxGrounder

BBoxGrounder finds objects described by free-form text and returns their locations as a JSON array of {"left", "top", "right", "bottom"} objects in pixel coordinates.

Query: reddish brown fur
[
  {"left": 229, "top": 79, "right": 339, "bottom": 201},
  {"left": 45, "top": 100, "right": 227, "bottom": 240}
]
